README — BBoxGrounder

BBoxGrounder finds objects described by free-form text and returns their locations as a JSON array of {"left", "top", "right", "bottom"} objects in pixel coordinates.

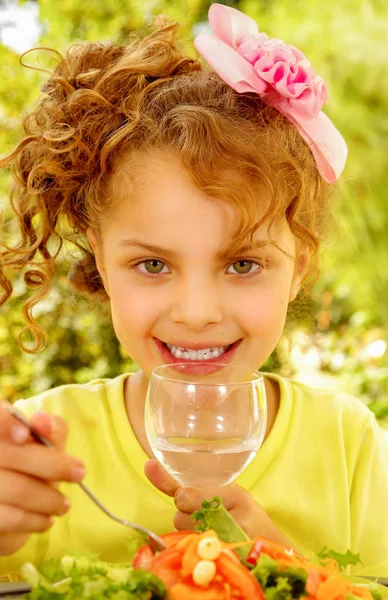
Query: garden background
[{"left": 0, "top": 0, "right": 387, "bottom": 428}]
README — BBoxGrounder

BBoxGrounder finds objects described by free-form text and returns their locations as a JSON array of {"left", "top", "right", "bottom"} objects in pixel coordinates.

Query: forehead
[{"left": 105, "top": 150, "right": 294, "bottom": 253}]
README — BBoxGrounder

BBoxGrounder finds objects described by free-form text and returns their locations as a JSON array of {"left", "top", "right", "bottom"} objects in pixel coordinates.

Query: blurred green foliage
[{"left": 0, "top": 0, "right": 387, "bottom": 420}]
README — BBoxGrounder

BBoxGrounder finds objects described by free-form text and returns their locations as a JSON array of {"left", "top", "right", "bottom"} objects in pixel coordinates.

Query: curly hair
[{"left": 0, "top": 19, "right": 330, "bottom": 353}]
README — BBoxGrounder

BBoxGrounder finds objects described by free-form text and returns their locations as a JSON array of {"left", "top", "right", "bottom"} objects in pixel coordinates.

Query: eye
[
  {"left": 227, "top": 260, "right": 261, "bottom": 275},
  {"left": 138, "top": 260, "right": 168, "bottom": 274}
]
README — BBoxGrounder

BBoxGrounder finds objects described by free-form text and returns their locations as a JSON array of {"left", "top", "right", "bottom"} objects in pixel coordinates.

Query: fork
[{"left": 5, "top": 406, "right": 167, "bottom": 554}]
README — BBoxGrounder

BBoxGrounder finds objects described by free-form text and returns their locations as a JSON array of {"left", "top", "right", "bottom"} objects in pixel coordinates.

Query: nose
[{"left": 170, "top": 275, "right": 223, "bottom": 331}]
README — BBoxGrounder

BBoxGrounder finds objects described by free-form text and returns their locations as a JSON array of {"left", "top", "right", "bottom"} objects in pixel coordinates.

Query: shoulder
[
  {"left": 268, "top": 373, "right": 388, "bottom": 473},
  {"left": 14, "top": 373, "right": 129, "bottom": 419},
  {"left": 268, "top": 372, "right": 376, "bottom": 435},
  {"left": 291, "top": 376, "right": 371, "bottom": 414}
]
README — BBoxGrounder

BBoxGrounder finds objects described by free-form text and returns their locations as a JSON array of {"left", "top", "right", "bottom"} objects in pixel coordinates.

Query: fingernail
[
  {"left": 72, "top": 464, "right": 86, "bottom": 482},
  {"left": 61, "top": 497, "right": 71, "bottom": 514},
  {"left": 11, "top": 425, "right": 29, "bottom": 444}
]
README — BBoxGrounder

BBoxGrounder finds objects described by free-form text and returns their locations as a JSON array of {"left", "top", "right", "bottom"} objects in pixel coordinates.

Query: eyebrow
[
  {"left": 118, "top": 240, "right": 171, "bottom": 254},
  {"left": 118, "top": 238, "right": 274, "bottom": 259}
]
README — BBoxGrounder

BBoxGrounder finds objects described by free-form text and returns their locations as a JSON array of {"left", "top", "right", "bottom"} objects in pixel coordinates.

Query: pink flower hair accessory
[{"left": 194, "top": 3, "right": 348, "bottom": 183}]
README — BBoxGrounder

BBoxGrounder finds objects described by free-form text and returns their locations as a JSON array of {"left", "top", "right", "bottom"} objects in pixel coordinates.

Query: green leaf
[
  {"left": 124, "top": 533, "right": 148, "bottom": 562},
  {"left": 251, "top": 554, "right": 307, "bottom": 599},
  {"left": 316, "top": 547, "right": 362, "bottom": 570},
  {"left": 21, "top": 553, "right": 167, "bottom": 600},
  {"left": 192, "top": 496, "right": 251, "bottom": 561}
]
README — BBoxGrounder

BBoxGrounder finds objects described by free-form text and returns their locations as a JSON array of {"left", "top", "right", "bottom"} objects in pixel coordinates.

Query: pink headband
[{"left": 194, "top": 3, "right": 348, "bottom": 183}]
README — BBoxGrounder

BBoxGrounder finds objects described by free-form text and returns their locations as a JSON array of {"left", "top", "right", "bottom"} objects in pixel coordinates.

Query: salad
[{"left": 20, "top": 498, "right": 387, "bottom": 600}]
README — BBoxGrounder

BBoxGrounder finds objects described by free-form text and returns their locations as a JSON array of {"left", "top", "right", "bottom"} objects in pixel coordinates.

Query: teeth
[{"left": 166, "top": 344, "right": 229, "bottom": 361}]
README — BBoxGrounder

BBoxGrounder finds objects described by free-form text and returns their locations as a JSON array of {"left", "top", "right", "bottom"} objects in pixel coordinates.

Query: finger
[
  {"left": 0, "top": 504, "right": 54, "bottom": 534},
  {"left": 228, "top": 502, "right": 268, "bottom": 539},
  {"left": 0, "top": 440, "right": 85, "bottom": 483},
  {"left": 173, "top": 510, "right": 197, "bottom": 531},
  {"left": 11, "top": 412, "right": 69, "bottom": 492},
  {"left": 31, "top": 414, "right": 69, "bottom": 491},
  {"left": 144, "top": 459, "right": 179, "bottom": 497},
  {"left": 174, "top": 484, "right": 245, "bottom": 514},
  {"left": 30, "top": 413, "right": 68, "bottom": 451},
  {"left": 0, "top": 532, "right": 29, "bottom": 556},
  {"left": 0, "top": 403, "right": 34, "bottom": 445},
  {"left": 0, "top": 470, "right": 71, "bottom": 516}
]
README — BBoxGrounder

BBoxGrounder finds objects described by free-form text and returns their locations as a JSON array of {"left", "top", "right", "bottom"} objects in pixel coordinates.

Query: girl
[{"left": 0, "top": 3, "right": 387, "bottom": 579}]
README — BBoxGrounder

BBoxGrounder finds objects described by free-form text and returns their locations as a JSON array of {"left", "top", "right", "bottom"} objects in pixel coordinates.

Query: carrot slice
[
  {"left": 181, "top": 530, "right": 218, "bottom": 577},
  {"left": 246, "top": 537, "right": 303, "bottom": 566},
  {"left": 176, "top": 534, "right": 199, "bottom": 551},
  {"left": 316, "top": 575, "right": 350, "bottom": 600},
  {"left": 352, "top": 587, "right": 376, "bottom": 599},
  {"left": 223, "top": 582, "right": 231, "bottom": 600},
  {"left": 215, "top": 551, "right": 265, "bottom": 600},
  {"left": 181, "top": 536, "right": 201, "bottom": 577}
]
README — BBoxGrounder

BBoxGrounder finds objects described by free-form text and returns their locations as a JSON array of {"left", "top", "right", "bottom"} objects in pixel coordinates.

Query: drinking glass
[{"left": 145, "top": 363, "right": 267, "bottom": 487}]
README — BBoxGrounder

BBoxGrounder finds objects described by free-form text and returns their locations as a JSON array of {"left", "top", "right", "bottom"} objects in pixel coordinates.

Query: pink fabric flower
[
  {"left": 237, "top": 33, "right": 327, "bottom": 118},
  {"left": 194, "top": 4, "right": 347, "bottom": 183}
]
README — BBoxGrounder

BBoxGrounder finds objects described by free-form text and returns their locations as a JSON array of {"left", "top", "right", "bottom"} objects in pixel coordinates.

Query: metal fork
[{"left": 5, "top": 406, "right": 166, "bottom": 554}]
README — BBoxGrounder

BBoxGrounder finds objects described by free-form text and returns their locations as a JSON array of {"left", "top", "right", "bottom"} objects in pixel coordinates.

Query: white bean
[
  {"left": 192, "top": 560, "right": 217, "bottom": 586},
  {"left": 197, "top": 536, "right": 222, "bottom": 560}
]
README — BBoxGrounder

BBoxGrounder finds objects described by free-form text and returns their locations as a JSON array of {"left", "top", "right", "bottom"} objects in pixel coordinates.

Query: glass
[{"left": 145, "top": 363, "right": 267, "bottom": 487}]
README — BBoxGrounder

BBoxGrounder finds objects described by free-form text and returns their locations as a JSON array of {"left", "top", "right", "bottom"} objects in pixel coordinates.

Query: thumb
[
  {"left": 144, "top": 459, "right": 180, "bottom": 497},
  {"left": 30, "top": 412, "right": 68, "bottom": 452}
]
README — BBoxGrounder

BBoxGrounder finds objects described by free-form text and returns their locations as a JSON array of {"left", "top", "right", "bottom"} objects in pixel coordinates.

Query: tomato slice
[
  {"left": 148, "top": 547, "right": 185, "bottom": 588},
  {"left": 133, "top": 531, "right": 192, "bottom": 570}
]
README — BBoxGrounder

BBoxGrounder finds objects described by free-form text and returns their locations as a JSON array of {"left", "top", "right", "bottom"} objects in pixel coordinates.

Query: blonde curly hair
[{"left": 0, "top": 19, "right": 330, "bottom": 353}]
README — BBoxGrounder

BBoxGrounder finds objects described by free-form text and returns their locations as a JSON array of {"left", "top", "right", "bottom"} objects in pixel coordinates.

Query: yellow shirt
[{"left": 1, "top": 372, "right": 388, "bottom": 578}]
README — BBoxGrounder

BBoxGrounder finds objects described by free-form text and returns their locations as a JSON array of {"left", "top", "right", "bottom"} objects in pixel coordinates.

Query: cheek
[
  {"left": 108, "top": 286, "right": 162, "bottom": 364},
  {"left": 235, "top": 282, "right": 290, "bottom": 337},
  {"left": 109, "top": 284, "right": 159, "bottom": 333}
]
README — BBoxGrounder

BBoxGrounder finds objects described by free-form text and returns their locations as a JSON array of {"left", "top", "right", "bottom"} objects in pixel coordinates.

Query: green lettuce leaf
[
  {"left": 192, "top": 496, "right": 251, "bottom": 560},
  {"left": 125, "top": 532, "right": 149, "bottom": 562},
  {"left": 251, "top": 554, "right": 307, "bottom": 599},
  {"left": 316, "top": 547, "right": 362, "bottom": 570},
  {"left": 21, "top": 554, "right": 167, "bottom": 600}
]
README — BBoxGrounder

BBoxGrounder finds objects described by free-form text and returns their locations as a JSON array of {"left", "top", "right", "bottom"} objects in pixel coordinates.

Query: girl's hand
[
  {"left": 0, "top": 402, "right": 86, "bottom": 556},
  {"left": 145, "top": 459, "right": 297, "bottom": 550}
]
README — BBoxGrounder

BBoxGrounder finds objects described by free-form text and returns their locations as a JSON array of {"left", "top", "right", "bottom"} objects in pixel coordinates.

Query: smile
[
  {"left": 165, "top": 344, "right": 230, "bottom": 361},
  {"left": 154, "top": 339, "right": 242, "bottom": 373}
]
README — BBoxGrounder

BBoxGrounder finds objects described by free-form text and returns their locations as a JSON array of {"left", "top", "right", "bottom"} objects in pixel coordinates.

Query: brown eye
[
  {"left": 143, "top": 260, "right": 165, "bottom": 274},
  {"left": 230, "top": 260, "right": 254, "bottom": 274}
]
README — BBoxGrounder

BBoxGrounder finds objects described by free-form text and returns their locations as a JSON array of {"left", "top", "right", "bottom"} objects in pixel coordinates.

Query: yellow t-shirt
[{"left": 1, "top": 372, "right": 388, "bottom": 578}]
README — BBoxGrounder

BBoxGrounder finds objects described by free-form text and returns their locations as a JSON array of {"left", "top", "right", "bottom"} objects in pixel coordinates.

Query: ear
[
  {"left": 86, "top": 227, "right": 110, "bottom": 297},
  {"left": 288, "top": 246, "right": 310, "bottom": 302}
]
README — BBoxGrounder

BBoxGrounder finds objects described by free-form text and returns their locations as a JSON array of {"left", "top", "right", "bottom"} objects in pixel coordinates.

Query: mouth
[{"left": 154, "top": 338, "right": 242, "bottom": 366}]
